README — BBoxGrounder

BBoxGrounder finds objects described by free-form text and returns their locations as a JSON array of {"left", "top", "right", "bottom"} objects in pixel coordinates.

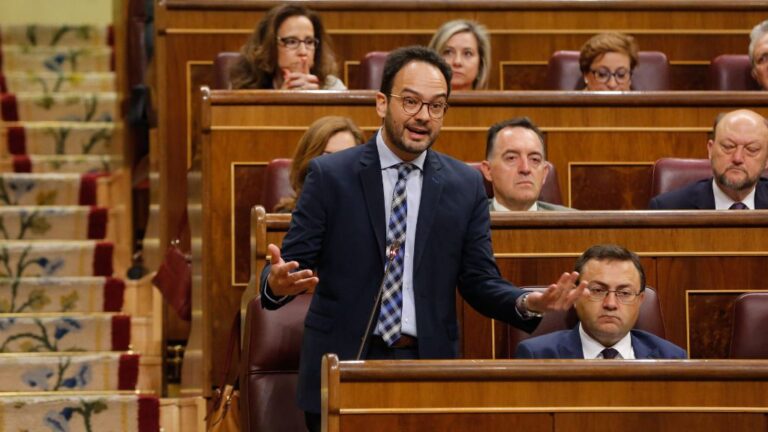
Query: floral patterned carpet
[{"left": 0, "top": 24, "right": 158, "bottom": 431}]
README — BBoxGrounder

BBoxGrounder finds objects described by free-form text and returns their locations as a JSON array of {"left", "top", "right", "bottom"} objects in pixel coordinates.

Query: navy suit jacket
[
  {"left": 649, "top": 177, "right": 768, "bottom": 209},
  {"left": 261, "top": 135, "right": 539, "bottom": 413},
  {"left": 515, "top": 326, "right": 687, "bottom": 359}
]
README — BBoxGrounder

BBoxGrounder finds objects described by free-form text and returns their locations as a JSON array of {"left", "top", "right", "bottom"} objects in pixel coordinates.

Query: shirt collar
[
  {"left": 492, "top": 197, "right": 538, "bottom": 212},
  {"left": 712, "top": 178, "right": 756, "bottom": 210},
  {"left": 578, "top": 322, "right": 635, "bottom": 359},
  {"left": 376, "top": 128, "right": 426, "bottom": 171}
]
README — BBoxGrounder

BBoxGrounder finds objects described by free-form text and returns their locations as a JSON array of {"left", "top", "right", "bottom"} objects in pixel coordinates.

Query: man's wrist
[{"left": 516, "top": 292, "right": 543, "bottom": 319}]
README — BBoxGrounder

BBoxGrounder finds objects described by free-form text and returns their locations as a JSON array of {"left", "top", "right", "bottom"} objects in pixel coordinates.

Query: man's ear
[
  {"left": 375, "top": 92, "right": 388, "bottom": 120},
  {"left": 479, "top": 160, "right": 493, "bottom": 182},
  {"left": 707, "top": 139, "right": 715, "bottom": 159},
  {"left": 541, "top": 162, "right": 551, "bottom": 185}
]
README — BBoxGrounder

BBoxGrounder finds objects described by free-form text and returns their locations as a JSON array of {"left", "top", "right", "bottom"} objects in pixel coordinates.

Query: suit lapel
[
  {"left": 631, "top": 331, "right": 661, "bottom": 359},
  {"left": 755, "top": 179, "right": 768, "bottom": 209},
  {"left": 413, "top": 150, "right": 443, "bottom": 272},
  {"left": 698, "top": 179, "right": 717, "bottom": 209},
  {"left": 557, "top": 327, "right": 585, "bottom": 359},
  {"left": 359, "top": 139, "right": 386, "bottom": 263}
]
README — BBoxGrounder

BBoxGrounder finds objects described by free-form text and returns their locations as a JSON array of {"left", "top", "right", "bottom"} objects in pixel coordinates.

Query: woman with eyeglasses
[
  {"left": 579, "top": 32, "right": 638, "bottom": 91},
  {"left": 229, "top": 4, "right": 346, "bottom": 90},
  {"left": 428, "top": 20, "right": 491, "bottom": 91}
]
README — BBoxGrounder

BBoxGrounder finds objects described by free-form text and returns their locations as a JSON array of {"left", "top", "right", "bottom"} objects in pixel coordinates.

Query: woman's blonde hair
[
  {"left": 428, "top": 19, "right": 491, "bottom": 90},
  {"left": 274, "top": 116, "right": 365, "bottom": 212}
]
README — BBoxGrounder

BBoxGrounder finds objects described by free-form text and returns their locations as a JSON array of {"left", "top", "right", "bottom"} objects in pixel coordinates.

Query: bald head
[{"left": 708, "top": 109, "right": 768, "bottom": 201}]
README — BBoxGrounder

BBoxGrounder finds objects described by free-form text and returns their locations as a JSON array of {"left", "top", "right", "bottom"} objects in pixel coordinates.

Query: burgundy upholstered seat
[{"left": 545, "top": 50, "right": 671, "bottom": 90}]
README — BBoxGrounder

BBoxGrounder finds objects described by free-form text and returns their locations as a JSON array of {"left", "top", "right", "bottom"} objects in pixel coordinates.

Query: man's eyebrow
[{"left": 400, "top": 87, "right": 448, "bottom": 100}]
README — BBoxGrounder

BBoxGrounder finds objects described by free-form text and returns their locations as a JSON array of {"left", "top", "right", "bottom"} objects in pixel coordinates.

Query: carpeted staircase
[{"left": 0, "top": 23, "right": 160, "bottom": 431}]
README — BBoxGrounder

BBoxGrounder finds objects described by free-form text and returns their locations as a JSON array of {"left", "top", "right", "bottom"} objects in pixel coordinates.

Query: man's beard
[
  {"left": 717, "top": 167, "right": 758, "bottom": 192},
  {"left": 383, "top": 110, "right": 438, "bottom": 156}
]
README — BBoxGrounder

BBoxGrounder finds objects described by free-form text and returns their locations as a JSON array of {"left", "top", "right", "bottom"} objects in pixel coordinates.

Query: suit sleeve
[
  {"left": 260, "top": 159, "right": 328, "bottom": 310},
  {"left": 457, "top": 170, "right": 540, "bottom": 333},
  {"left": 514, "top": 341, "right": 535, "bottom": 359},
  {"left": 648, "top": 196, "right": 661, "bottom": 209}
]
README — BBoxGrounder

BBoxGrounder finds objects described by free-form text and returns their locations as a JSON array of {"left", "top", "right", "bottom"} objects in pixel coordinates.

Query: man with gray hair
[{"left": 750, "top": 19, "right": 768, "bottom": 90}]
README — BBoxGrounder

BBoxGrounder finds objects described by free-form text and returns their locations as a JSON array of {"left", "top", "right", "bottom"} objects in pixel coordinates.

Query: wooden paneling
[
  {"left": 323, "top": 356, "right": 768, "bottom": 432},
  {"left": 243, "top": 210, "right": 768, "bottom": 387},
  {"left": 155, "top": 0, "right": 768, "bottom": 289}
]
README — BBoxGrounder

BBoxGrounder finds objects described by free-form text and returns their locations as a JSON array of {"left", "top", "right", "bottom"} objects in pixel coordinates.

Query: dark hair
[
  {"left": 485, "top": 116, "right": 546, "bottom": 159},
  {"left": 229, "top": 4, "right": 338, "bottom": 89},
  {"left": 379, "top": 45, "right": 452, "bottom": 97},
  {"left": 574, "top": 244, "right": 646, "bottom": 292}
]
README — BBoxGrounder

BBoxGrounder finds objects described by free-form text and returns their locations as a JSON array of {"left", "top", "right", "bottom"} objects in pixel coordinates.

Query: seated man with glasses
[
  {"left": 579, "top": 32, "right": 638, "bottom": 91},
  {"left": 516, "top": 244, "right": 686, "bottom": 359}
]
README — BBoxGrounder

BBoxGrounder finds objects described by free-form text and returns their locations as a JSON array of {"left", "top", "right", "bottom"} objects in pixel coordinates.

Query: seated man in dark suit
[
  {"left": 479, "top": 117, "right": 572, "bottom": 211},
  {"left": 649, "top": 109, "right": 768, "bottom": 209},
  {"left": 516, "top": 244, "right": 686, "bottom": 359}
]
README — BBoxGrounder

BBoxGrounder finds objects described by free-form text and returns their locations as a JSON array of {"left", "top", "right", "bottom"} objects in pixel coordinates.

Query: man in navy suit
[
  {"left": 649, "top": 109, "right": 768, "bottom": 210},
  {"left": 516, "top": 244, "right": 686, "bottom": 359},
  {"left": 260, "top": 46, "right": 588, "bottom": 431}
]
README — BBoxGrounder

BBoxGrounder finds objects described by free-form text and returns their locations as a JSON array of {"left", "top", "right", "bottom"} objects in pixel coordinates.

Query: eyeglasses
[
  {"left": 389, "top": 94, "right": 449, "bottom": 119},
  {"left": 590, "top": 67, "right": 631, "bottom": 84},
  {"left": 586, "top": 286, "right": 642, "bottom": 305},
  {"left": 277, "top": 36, "right": 319, "bottom": 50}
]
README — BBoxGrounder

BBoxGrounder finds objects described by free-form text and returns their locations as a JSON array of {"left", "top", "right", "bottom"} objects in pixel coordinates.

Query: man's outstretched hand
[
  {"left": 525, "top": 271, "right": 588, "bottom": 313},
  {"left": 266, "top": 243, "right": 319, "bottom": 296}
]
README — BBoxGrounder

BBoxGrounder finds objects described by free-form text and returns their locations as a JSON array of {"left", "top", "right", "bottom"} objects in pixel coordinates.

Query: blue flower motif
[
  {"left": 53, "top": 318, "right": 81, "bottom": 340},
  {"left": 37, "top": 257, "right": 65, "bottom": 276},
  {"left": 22, "top": 366, "right": 54, "bottom": 390},
  {"left": 43, "top": 53, "right": 67, "bottom": 73},
  {"left": 7, "top": 177, "right": 36, "bottom": 203},
  {"left": 0, "top": 318, "right": 15, "bottom": 330},
  {"left": 60, "top": 364, "right": 91, "bottom": 389},
  {"left": 61, "top": 407, "right": 74, "bottom": 420},
  {"left": 44, "top": 410, "right": 70, "bottom": 432}
]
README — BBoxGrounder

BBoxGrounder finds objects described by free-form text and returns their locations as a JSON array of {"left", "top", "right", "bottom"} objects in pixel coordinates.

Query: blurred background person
[
  {"left": 481, "top": 117, "right": 572, "bottom": 211},
  {"left": 274, "top": 116, "right": 365, "bottom": 212},
  {"left": 230, "top": 4, "right": 345, "bottom": 90},
  {"left": 429, "top": 19, "right": 491, "bottom": 91},
  {"left": 579, "top": 32, "right": 638, "bottom": 91},
  {"left": 750, "top": 19, "right": 768, "bottom": 90}
]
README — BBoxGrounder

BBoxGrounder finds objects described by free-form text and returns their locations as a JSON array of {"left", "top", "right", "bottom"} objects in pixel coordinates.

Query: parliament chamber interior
[{"left": 1, "top": 1, "right": 768, "bottom": 431}]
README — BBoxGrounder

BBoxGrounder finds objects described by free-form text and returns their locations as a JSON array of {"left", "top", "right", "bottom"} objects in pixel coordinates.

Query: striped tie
[{"left": 376, "top": 163, "right": 414, "bottom": 346}]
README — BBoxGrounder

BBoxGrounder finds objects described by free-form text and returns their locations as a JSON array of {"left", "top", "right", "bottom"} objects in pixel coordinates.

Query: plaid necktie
[{"left": 376, "top": 163, "right": 415, "bottom": 346}]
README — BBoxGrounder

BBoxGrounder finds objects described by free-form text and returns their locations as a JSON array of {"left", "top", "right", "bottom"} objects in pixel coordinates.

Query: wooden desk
[
  {"left": 322, "top": 355, "right": 768, "bottom": 432},
  {"left": 201, "top": 89, "right": 768, "bottom": 215},
  {"left": 155, "top": 0, "right": 768, "bottom": 264},
  {"left": 229, "top": 209, "right": 768, "bottom": 395}
]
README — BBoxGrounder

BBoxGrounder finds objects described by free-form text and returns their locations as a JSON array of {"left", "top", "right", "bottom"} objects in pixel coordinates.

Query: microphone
[{"left": 356, "top": 240, "right": 401, "bottom": 360}]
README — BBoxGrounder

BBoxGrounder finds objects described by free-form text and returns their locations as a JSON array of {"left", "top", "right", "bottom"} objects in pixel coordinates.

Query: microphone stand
[{"left": 356, "top": 240, "right": 400, "bottom": 360}]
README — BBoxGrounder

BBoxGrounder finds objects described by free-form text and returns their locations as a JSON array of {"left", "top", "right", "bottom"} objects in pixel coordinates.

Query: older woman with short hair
[
  {"left": 579, "top": 32, "right": 638, "bottom": 91},
  {"left": 429, "top": 20, "right": 491, "bottom": 91}
]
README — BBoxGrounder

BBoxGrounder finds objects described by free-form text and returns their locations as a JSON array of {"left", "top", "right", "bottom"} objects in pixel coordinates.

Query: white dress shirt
[
  {"left": 578, "top": 322, "right": 635, "bottom": 359},
  {"left": 376, "top": 131, "right": 426, "bottom": 337},
  {"left": 712, "top": 179, "right": 756, "bottom": 209}
]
